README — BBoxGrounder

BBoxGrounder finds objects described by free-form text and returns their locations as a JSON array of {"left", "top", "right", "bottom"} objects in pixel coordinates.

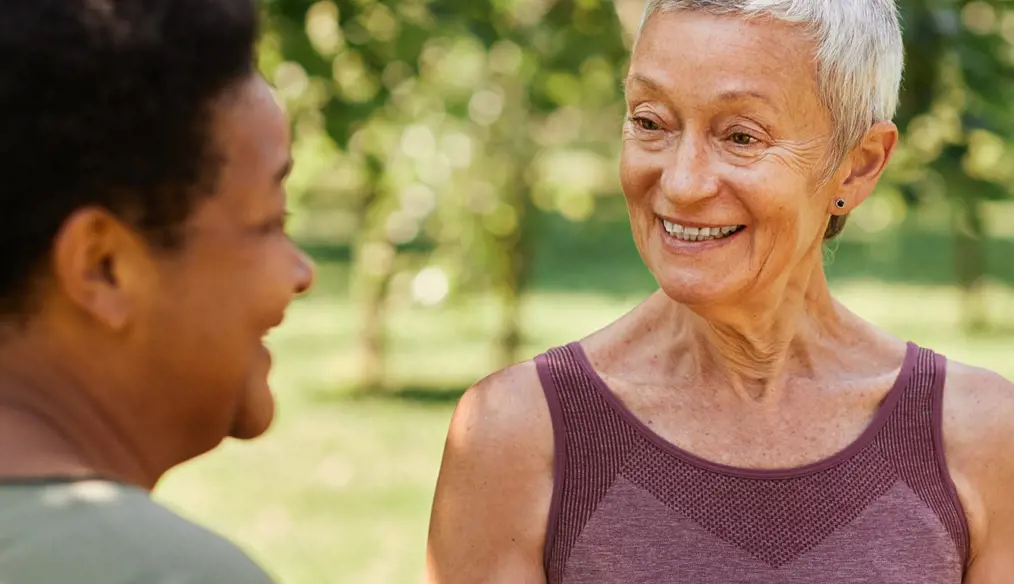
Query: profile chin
[
  {"left": 228, "top": 403, "right": 275, "bottom": 440},
  {"left": 228, "top": 377, "right": 276, "bottom": 440}
]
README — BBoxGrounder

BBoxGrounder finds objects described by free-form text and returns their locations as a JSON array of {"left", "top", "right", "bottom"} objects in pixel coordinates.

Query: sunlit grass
[{"left": 154, "top": 276, "right": 1014, "bottom": 584}]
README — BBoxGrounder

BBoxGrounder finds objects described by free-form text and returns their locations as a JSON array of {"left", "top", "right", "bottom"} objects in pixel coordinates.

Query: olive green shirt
[{"left": 0, "top": 479, "right": 275, "bottom": 583}]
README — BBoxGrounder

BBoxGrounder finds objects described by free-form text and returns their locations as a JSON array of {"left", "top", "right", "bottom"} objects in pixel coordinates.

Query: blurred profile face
[
  {"left": 133, "top": 74, "right": 315, "bottom": 444},
  {"left": 621, "top": 10, "right": 842, "bottom": 307}
]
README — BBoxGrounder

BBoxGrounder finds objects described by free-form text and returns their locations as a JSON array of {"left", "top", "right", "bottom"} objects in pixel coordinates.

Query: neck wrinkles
[{"left": 678, "top": 250, "right": 843, "bottom": 400}]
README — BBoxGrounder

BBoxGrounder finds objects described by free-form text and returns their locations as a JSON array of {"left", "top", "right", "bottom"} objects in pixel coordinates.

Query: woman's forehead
[
  {"left": 628, "top": 11, "right": 822, "bottom": 110},
  {"left": 634, "top": 10, "right": 813, "bottom": 73}
]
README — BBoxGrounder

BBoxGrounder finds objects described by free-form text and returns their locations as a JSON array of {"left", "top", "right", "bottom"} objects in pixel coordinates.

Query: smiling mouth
[{"left": 660, "top": 218, "right": 745, "bottom": 242}]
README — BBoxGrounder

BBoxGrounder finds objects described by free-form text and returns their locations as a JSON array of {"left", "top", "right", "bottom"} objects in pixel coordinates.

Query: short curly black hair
[{"left": 0, "top": 0, "right": 259, "bottom": 316}]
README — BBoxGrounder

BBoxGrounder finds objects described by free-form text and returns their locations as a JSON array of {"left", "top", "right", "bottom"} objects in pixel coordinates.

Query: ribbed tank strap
[
  {"left": 535, "top": 343, "right": 639, "bottom": 582},
  {"left": 875, "top": 346, "right": 970, "bottom": 567}
]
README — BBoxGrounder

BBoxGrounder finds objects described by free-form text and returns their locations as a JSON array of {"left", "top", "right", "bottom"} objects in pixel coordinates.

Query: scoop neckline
[
  {"left": 567, "top": 340, "right": 918, "bottom": 480},
  {"left": 0, "top": 474, "right": 127, "bottom": 487}
]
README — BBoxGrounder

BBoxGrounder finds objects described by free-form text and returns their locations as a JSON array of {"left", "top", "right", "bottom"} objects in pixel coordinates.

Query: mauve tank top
[{"left": 534, "top": 341, "right": 969, "bottom": 583}]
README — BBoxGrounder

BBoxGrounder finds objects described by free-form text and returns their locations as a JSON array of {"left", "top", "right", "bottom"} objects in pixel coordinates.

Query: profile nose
[{"left": 660, "top": 131, "right": 719, "bottom": 206}]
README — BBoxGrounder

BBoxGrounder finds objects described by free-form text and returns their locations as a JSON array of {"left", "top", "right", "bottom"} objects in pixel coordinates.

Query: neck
[
  {"left": 676, "top": 251, "right": 846, "bottom": 399},
  {"left": 0, "top": 335, "right": 163, "bottom": 491}
]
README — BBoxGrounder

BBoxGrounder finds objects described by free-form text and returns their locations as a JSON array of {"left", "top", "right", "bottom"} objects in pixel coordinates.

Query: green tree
[
  {"left": 262, "top": 0, "right": 629, "bottom": 386},
  {"left": 262, "top": 0, "right": 440, "bottom": 390},
  {"left": 435, "top": 0, "right": 629, "bottom": 367},
  {"left": 891, "top": 0, "right": 1014, "bottom": 331}
]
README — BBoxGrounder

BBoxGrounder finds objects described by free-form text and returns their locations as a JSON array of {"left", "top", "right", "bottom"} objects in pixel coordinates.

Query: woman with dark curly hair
[
  {"left": 0, "top": 0, "right": 314, "bottom": 581},
  {"left": 427, "top": 1, "right": 1014, "bottom": 583}
]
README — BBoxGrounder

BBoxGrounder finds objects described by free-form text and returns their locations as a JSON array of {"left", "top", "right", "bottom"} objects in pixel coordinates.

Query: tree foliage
[{"left": 261, "top": 0, "right": 628, "bottom": 387}]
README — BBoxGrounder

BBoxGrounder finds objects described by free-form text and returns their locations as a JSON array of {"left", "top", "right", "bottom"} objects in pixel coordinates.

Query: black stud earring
[{"left": 835, "top": 199, "right": 846, "bottom": 209}]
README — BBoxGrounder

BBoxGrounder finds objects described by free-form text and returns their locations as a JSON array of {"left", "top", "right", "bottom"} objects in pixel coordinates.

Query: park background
[{"left": 156, "top": 0, "right": 1014, "bottom": 582}]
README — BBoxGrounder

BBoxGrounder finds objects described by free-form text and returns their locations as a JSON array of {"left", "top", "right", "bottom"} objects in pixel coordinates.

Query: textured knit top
[{"left": 533, "top": 341, "right": 969, "bottom": 583}]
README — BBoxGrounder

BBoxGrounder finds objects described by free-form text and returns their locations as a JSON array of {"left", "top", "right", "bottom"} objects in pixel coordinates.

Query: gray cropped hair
[{"left": 639, "top": 0, "right": 904, "bottom": 168}]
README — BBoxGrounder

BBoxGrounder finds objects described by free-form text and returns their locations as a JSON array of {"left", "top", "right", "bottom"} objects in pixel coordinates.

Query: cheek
[
  {"left": 619, "top": 145, "right": 659, "bottom": 208},
  {"left": 146, "top": 260, "right": 261, "bottom": 376},
  {"left": 228, "top": 242, "right": 302, "bottom": 330},
  {"left": 620, "top": 148, "right": 664, "bottom": 251},
  {"left": 130, "top": 295, "right": 247, "bottom": 441},
  {"left": 256, "top": 253, "right": 304, "bottom": 326},
  {"left": 739, "top": 189, "right": 827, "bottom": 275},
  {"left": 728, "top": 167, "right": 813, "bottom": 228}
]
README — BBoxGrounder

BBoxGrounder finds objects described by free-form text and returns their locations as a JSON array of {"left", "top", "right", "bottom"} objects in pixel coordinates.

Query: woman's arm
[
  {"left": 425, "top": 361, "right": 555, "bottom": 584},
  {"left": 941, "top": 362, "right": 1014, "bottom": 583}
]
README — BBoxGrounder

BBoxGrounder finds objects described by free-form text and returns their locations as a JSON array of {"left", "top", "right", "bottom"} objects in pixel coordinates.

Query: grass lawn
[{"left": 153, "top": 259, "right": 1014, "bottom": 583}]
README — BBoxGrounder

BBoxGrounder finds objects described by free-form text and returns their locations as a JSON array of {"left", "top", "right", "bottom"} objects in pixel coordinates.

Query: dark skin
[
  {"left": 0, "top": 75, "right": 315, "bottom": 491},
  {"left": 426, "top": 12, "right": 1014, "bottom": 584}
]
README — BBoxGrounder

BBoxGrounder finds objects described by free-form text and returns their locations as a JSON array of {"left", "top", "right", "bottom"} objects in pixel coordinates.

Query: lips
[
  {"left": 662, "top": 219, "right": 745, "bottom": 242},
  {"left": 654, "top": 215, "right": 746, "bottom": 255}
]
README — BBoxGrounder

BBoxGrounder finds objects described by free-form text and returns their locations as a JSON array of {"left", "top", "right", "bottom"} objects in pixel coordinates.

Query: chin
[
  {"left": 228, "top": 383, "right": 276, "bottom": 440},
  {"left": 654, "top": 269, "right": 746, "bottom": 308},
  {"left": 634, "top": 225, "right": 752, "bottom": 307}
]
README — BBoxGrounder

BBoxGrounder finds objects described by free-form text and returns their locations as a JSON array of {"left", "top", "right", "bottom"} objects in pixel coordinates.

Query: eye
[
  {"left": 630, "top": 116, "right": 662, "bottom": 132},
  {"left": 729, "top": 132, "right": 758, "bottom": 146}
]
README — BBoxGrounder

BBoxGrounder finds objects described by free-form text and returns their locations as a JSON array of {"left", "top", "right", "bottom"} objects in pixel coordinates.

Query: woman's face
[{"left": 621, "top": 10, "right": 847, "bottom": 307}]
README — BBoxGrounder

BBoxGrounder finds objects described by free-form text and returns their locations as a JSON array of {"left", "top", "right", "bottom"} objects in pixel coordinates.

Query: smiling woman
[
  {"left": 426, "top": 2, "right": 1014, "bottom": 584},
  {"left": 618, "top": 7, "right": 888, "bottom": 306},
  {"left": 0, "top": 1, "right": 314, "bottom": 582}
]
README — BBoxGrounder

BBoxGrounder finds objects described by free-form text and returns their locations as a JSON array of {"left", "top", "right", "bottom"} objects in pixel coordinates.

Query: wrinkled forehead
[
  {"left": 628, "top": 11, "right": 821, "bottom": 105},
  {"left": 634, "top": 7, "right": 817, "bottom": 65}
]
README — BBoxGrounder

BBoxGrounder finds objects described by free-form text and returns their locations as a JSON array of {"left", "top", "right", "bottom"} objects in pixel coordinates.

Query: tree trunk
[
  {"left": 355, "top": 254, "right": 394, "bottom": 391},
  {"left": 494, "top": 191, "right": 536, "bottom": 369},
  {"left": 489, "top": 73, "right": 538, "bottom": 370},
  {"left": 952, "top": 193, "right": 987, "bottom": 334},
  {"left": 351, "top": 177, "right": 395, "bottom": 393}
]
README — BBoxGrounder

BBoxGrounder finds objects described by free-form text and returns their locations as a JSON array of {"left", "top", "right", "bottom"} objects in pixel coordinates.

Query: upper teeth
[{"left": 663, "top": 220, "right": 741, "bottom": 241}]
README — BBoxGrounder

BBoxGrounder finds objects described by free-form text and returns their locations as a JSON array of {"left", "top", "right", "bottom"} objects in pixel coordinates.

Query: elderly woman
[{"left": 426, "top": 1, "right": 1014, "bottom": 582}]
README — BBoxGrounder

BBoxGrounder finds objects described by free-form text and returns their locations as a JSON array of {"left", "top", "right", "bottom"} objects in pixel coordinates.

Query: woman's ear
[{"left": 837, "top": 121, "right": 899, "bottom": 209}]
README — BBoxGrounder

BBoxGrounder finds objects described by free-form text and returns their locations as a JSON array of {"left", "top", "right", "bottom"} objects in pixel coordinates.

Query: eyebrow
[
  {"left": 715, "top": 88, "right": 776, "bottom": 106},
  {"left": 625, "top": 73, "right": 666, "bottom": 95}
]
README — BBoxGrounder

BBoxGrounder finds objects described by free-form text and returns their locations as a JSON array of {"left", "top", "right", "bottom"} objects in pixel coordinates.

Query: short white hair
[{"left": 639, "top": 0, "right": 904, "bottom": 165}]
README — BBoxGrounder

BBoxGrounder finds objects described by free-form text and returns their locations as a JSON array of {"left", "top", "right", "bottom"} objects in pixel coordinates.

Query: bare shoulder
[
  {"left": 942, "top": 359, "right": 1014, "bottom": 460},
  {"left": 426, "top": 359, "right": 554, "bottom": 583},
  {"left": 446, "top": 359, "right": 553, "bottom": 464},
  {"left": 940, "top": 358, "right": 1014, "bottom": 566}
]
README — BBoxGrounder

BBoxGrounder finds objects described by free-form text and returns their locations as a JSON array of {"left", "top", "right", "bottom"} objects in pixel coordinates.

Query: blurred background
[{"left": 154, "top": 0, "right": 1014, "bottom": 582}]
